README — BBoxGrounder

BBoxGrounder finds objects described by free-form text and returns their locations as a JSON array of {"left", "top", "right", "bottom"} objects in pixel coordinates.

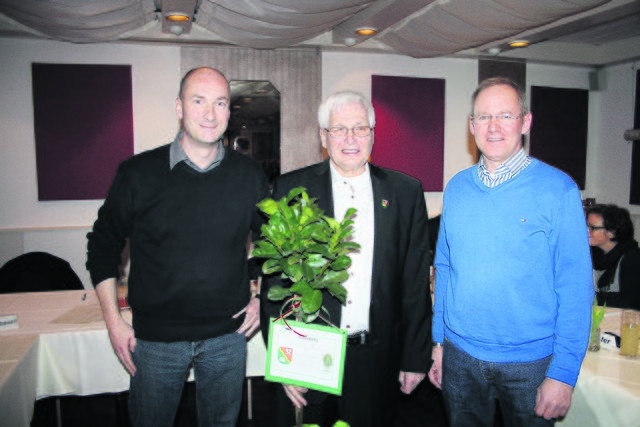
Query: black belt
[{"left": 346, "top": 332, "right": 370, "bottom": 346}]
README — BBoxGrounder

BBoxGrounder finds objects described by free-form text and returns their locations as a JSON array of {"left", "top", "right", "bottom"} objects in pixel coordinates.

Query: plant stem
[
  {"left": 296, "top": 406, "right": 303, "bottom": 427},
  {"left": 295, "top": 307, "right": 304, "bottom": 427}
]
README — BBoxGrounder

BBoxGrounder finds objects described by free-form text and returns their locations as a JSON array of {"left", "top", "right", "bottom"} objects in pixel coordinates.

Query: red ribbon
[{"left": 272, "top": 297, "right": 306, "bottom": 337}]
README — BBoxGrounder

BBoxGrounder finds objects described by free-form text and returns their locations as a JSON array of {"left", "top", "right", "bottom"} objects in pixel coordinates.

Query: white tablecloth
[
  {"left": 0, "top": 334, "right": 39, "bottom": 427},
  {"left": 0, "top": 290, "right": 267, "bottom": 427},
  {"left": 558, "top": 309, "right": 640, "bottom": 427}
]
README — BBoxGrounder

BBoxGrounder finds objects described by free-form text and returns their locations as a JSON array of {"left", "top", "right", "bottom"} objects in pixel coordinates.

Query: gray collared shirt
[
  {"left": 169, "top": 131, "right": 225, "bottom": 172},
  {"left": 477, "top": 148, "right": 531, "bottom": 188}
]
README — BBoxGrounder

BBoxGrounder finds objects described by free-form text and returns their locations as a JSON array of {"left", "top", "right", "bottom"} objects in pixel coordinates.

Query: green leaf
[
  {"left": 338, "top": 228, "right": 354, "bottom": 241},
  {"left": 283, "top": 262, "right": 303, "bottom": 282},
  {"left": 257, "top": 198, "right": 279, "bottom": 216},
  {"left": 301, "top": 289, "right": 323, "bottom": 313},
  {"left": 325, "top": 282, "right": 347, "bottom": 304},
  {"left": 337, "top": 241, "right": 361, "bottom": 253},
  {"left": 324, "top": 216, "right": 340, "bottom": 231},
  {"left": 262, "top": 258, "right": 282, "bottom": 274},
  {"left": 330, "top": 255, "right": 352, "bottom": 270},
  {"left": 307, "top": 243, "right": 330, "bottom": 257},
  {"left": 290, "top": 280, "right": 313, "bottom": 297},
  {"left": 321, "top": 269, "right": 349, "bottom": 285},
  {"left": 251, "top": 241, "right": 281, "bottom": 258},
  {"left": 286, "top": 187, "right": 306, "bottom": 202},
  {"left": 306, "top": 253, "right": 328, "bottom": 268},
  {"left": 343, "top": 208, "right": 357, "bottom": 220},
  {"left": 310, "top": 228, "right": 329, "bottom": 242},
  {"left": 301, "top": 261, "right": 316, "bottom": 281},
  {"left": 267, "top": 285, "right": 292, "bottom": 301}
]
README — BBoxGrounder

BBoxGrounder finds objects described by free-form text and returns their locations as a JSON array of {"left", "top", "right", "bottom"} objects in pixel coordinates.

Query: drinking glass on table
[{"left": 620, "top": 310, "right": 640, "bottom": 357}]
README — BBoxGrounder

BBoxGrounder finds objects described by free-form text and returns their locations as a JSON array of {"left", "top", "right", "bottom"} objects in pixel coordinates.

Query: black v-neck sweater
[{"left": 87, "top": 144, "right": 269, "bottom": 341}]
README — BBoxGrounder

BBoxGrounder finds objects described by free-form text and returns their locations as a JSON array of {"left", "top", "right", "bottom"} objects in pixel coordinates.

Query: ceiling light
[
  {"left": 165, "top": 12, "right": 190, "bottom": 22},
  {"left": 355, "top": 27, "right": 377, "bottom": 36},
  {"left": 509, "top": 40, "right": 529, "bottom": 48},
  {"left": 161, "top": 0, "right": 196, "bottom": 35}
]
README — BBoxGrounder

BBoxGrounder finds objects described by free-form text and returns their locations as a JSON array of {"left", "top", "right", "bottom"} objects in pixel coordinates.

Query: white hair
[{"left": 317, "top": 91, "right": 376, "bottom": 129}]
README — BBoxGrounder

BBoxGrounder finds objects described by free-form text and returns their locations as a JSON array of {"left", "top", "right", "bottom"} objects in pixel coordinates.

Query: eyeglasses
[
  {"left": 587, "top": 224, "right": 606, "bottom": 232},
  {"left": 470, "top": 113, "right": 522, "bottom": 125},
  {"left": 324, "top": 126, "right": 372, "bottom": 138}
]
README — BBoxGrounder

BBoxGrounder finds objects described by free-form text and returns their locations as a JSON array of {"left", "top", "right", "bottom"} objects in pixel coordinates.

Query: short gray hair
[
  {"left": 317, "top": 91, "right": 376, "bottom": 129},
  {"left": 471, "top": 77, "right": 528, "bottom": 116}
]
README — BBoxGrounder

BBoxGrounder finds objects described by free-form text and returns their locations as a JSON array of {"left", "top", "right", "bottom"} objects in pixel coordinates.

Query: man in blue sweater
[
  {"left": 428, "top": 77, "right": 593, "bottom": 426},
  {"left": 87, "top": 67, "right": 269, "bottom": 427}
]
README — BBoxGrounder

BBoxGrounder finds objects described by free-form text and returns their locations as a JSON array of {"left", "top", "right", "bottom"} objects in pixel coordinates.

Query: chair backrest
[{"left": 0, "top": 252, "right": 84, "bottom": 293}]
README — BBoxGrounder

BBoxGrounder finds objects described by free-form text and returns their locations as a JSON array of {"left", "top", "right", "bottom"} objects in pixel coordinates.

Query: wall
[
  {"left": 0, "top": 38, "right": 180, "bottom": 286},
  {"left": 582, "top": 62, "right": 640, "bottom": 214},
  {"left": 181, "top": 46, "right": 323, "bottom": 173},
  {"left": 321, "top": 51, "right": 479, "bottom": 217},
  {"left": 1, "top": 37, "right": 639, "bottom": 286}
]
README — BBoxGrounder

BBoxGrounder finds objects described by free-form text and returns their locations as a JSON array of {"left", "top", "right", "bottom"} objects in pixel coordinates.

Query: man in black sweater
[{"left": 86, "top": 67, "right": 269, "bottom": 427}]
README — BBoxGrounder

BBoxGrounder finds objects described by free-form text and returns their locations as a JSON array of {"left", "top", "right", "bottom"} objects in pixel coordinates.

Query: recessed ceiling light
[
  {"left": 166, "top": 12, "right": 190, "bottom": 22},
  {"left": 509, "top": 40, "right": 529, "bottom": 48},
  {"left": 355, "top": 27, "right": 377, "bottom": 36}
]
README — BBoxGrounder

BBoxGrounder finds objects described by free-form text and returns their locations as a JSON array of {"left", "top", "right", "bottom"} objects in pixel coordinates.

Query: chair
[{"left": 0, "top": 251, "right": 84, "bottom": 293}]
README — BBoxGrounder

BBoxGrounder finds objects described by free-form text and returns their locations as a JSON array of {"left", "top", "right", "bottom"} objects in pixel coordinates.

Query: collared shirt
[
  {"left": 477, "top": 148, "right": 531, "bottom": 188},
  {"left": 169, "top": 131, "right": 225, "bottom": 172},
  {"left": 330, "top": 162, "right": 375, "bottom": 335}
]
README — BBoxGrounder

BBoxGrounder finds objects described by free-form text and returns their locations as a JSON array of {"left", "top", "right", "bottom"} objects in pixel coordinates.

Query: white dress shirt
[{"left": 330, "top": 162, "right": 375, "bottom": 334}]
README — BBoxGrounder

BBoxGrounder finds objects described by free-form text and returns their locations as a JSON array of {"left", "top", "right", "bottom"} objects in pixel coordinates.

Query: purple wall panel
[
  {"left": 32, "top": 63, "right": 134, "bottom": 201},
  {"left": 371, "top": 75, "right": 445, "bottom": 191}
]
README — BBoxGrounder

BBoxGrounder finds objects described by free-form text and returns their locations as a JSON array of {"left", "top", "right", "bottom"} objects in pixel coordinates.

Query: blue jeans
[
  {"left": 442, "top": 339, "right": 554, "bottom": 427},
  {"left": 129, "top": 332, "right": 246, "bottom": 427}
]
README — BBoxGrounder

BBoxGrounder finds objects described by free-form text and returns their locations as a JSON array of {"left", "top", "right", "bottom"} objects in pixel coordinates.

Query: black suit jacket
[{"left": 260, "top": 160, "right": 432, "bottom": 380}]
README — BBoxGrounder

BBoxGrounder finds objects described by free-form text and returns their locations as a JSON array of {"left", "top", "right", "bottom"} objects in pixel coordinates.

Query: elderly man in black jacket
[{"left": 261, "top": 90, "right": 432, "bottom": 427}]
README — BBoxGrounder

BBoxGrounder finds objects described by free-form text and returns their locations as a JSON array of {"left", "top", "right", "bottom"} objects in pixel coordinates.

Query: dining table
[
  {"left": 557, "top": 308, "right": 640, "bottom": 427},
  {"left": 0, "top": 289, "right": 267, "bottom": 427}
]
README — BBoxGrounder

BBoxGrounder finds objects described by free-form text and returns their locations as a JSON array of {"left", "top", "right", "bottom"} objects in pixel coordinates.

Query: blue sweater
[{"left": 433, "top": 159, "right": 594, "bottom": 386}]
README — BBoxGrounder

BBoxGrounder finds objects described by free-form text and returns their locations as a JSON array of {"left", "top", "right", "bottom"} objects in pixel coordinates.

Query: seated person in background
[{"left": 587, "top": 204, "right": 640, "bottom": 310}]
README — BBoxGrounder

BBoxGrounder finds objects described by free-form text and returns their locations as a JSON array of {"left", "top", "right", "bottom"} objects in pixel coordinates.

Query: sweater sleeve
[
  {"left": 432, "top": 199, "right": 449, "bottom": 345},
  {"left": 546, "top": 184, "right": 594, "bottom": 386},
  {"left": 86, "top": 161, "right": 133, "bottom": 287}
]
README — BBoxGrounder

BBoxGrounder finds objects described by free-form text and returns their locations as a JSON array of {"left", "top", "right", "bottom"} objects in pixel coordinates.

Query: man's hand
[
  {"left": 428, "top": 345, "right": 443, "bottom": 389},
  {"left": 535, "top": 377, "right": 573, "bottom": 420},
  {"left": 399, "top": 371, "right": 426, "bottom": 394},
  {"left": 234, "top": 296, "right": 260, "bottom": 337},
  {"left": 283, "top": 384, "right": 308, "bottom": 409},
  {"left": 106, "top": 316, "right": 137, "bottom": 375},
  {"left": 95, "top": 278, "right": 137, "bottom": 376}
]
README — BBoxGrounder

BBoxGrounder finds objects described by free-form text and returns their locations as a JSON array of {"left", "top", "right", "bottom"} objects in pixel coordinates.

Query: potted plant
[
  {"left": 253, "top": 186, "right": 359, "bottom": 322},
  {"left": 252, "top": 186, "right": 360, "bottom": 427}
]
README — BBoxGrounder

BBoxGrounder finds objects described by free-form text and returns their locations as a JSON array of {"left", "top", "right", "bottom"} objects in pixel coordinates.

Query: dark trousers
[
  {"left": 272, "top": 342, "right": 396, "bottom": 427},
  {"left": 441, "top": 339, "right": 554, "bottom": 427}
]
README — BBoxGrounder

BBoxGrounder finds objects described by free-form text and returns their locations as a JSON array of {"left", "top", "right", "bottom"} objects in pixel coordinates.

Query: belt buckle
[{"left": 348, "top": 332, "right": 367, "bottom": 345}]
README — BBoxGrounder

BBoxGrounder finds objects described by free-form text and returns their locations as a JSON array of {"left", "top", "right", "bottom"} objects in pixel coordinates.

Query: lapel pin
[{"left": 382, "top": 199, "right": 389, "bottom": 208}]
